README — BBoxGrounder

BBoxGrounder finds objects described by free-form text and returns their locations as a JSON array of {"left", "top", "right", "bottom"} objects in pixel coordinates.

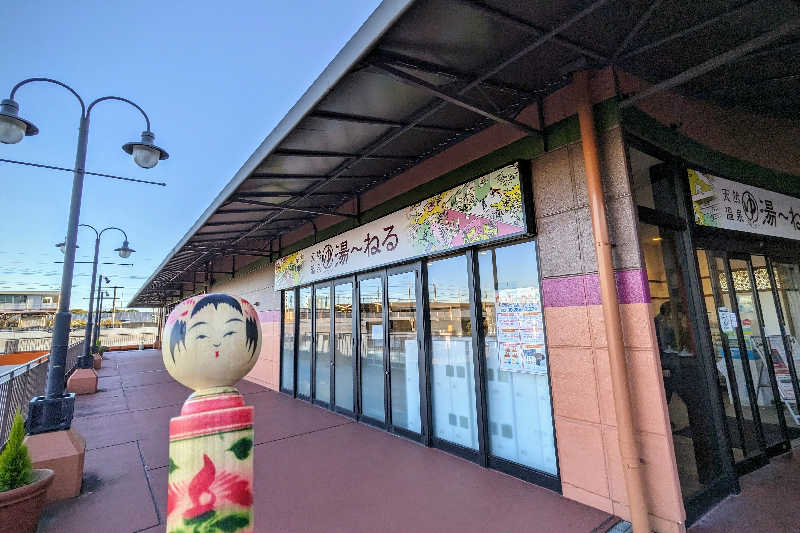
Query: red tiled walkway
[{"left": 39, "top": 349, "right": 616, "bottom": 533}]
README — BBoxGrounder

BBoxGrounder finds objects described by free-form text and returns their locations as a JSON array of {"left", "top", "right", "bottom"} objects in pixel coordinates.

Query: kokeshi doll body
[{"left": 162, "top": 294, "right": 262, "bottom": 533}]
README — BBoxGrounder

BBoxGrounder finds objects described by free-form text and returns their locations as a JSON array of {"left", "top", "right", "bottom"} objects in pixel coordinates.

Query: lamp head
[
  {"left": 122, "top": 131, "right": 168, "bottom": 169},
  {"left": 0, "top": 99, "right": 38, "bottom": 144},
  {"left": 115, "top": 240, "right": 135, "bottom": 259}
]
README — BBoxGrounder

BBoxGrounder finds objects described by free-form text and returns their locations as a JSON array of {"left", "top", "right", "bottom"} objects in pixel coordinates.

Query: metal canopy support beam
[
  {"left": 458, "top": 0, "right": 609, "bottom": 62},
  {"left": 369, "top": 50, "right": 537, "bottom": 97},
  {"left": 234, "top": 191, "right": 354, "bottom": 198},
  {"left": 235, "top": 198, "right": 357, "bottom": 218},
  {"left": 371, "top": 63, "right": 540, "bottom": 136},
  {"left": 620, "top": 18, "right": 800, "bottom": 108},
  {"left": 273, "top": 148, "right": 416, "bottom": 160},
  {"left": 610, "top": 0, "right": 664, "bottom": 61},
  {"left": 216, "top": 208, "right": 291, "bottom": 215},
  {"left": 618, "top": 0, "right": 761, "bottom": 62},
  {"left": 310, "top": 110, "right": 467, "bottom": 134}
]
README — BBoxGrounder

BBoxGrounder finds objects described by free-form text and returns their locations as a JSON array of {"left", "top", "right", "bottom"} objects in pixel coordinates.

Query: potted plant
[
  {"left": 93, "top": 342, "right": 107, "bottom": 370},
  {"left": 0, "top": 412, "right": 54, "bottom": 533}
]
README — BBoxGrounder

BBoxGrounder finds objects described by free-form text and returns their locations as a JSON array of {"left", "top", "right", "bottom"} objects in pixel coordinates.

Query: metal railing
[
  {"left": 0, "top": 339, "right": 84, "bottom": 447},
  {"left": 0, "top": 333, "right": 84, "bottom": 354},
  {"left": 99, "top": 332, "right": 156, "bottom": 349}
]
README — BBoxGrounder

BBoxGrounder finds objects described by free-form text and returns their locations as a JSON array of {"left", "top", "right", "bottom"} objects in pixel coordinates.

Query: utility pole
[{"left": 106, "top": 286, "right": 123, "bottom": 328}]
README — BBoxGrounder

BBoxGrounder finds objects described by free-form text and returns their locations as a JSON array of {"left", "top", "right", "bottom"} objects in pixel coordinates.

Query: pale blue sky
[{"left": 1, "top": 0, "right": 381, "bottom": 309}]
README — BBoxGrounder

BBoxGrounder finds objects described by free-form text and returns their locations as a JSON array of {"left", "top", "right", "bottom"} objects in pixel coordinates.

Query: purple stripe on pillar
[{"left": 542, "top": 269, "right": 650, "bottom": 307}]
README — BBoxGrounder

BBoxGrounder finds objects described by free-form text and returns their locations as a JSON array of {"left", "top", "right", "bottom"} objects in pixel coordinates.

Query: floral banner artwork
[{"left": 274, "top": 163, "right": 527, "bottom": 290}]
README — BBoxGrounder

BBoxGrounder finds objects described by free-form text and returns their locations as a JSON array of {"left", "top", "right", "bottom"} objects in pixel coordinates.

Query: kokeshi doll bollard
[{"left": 162, "top": 294, "right": 262, "bottom": 533}]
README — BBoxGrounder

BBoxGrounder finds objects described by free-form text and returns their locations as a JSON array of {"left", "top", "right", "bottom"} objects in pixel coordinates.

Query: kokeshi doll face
[{"left": 162, "top": 294, "right": 262, "bottom": 390}]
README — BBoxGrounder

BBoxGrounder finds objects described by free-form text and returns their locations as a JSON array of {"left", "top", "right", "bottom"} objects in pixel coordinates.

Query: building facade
[{"left": 133, "top": 2, "right": 800, "bottom": 531}]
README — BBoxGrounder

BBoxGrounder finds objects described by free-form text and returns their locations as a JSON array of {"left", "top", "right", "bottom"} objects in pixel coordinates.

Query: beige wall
[{"left": 210, "top": 261, "right": 281, "bottom": 390}]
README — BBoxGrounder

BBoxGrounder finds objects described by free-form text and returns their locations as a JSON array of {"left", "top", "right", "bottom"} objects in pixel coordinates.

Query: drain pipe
[{"left": 574, "top": 70, "right": 651, "bottom": 533}]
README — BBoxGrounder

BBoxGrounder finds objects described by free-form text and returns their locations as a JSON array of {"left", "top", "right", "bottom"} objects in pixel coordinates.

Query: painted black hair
[
  {"left": 169, "top": 294, "right": 258, "bottom": 361},
  {"left": 191, "top": 293, "right": 242, "bottom": 317}
]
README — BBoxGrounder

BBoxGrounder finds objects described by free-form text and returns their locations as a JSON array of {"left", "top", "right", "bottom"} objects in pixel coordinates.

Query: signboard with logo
[
  {"left": 275, "top": 163, "right": 530, "bottom": 290},
  {"left": 689, "top": 169, "right": 800, "bottom": 241}
]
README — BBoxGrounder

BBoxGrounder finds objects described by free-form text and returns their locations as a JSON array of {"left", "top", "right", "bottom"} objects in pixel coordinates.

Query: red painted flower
[{"left": 167, "top": 454, "right": 253, "bottom": 519}]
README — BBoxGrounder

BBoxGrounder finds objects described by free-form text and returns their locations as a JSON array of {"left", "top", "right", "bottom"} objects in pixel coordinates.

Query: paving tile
[
  {"left": 125, "top": 380, "right": 192, "bottom": 410},
  {"left": 97, "top": 374, "right": 123, "bottom": 391},
  {"left": 72, "top": 410, "right": 138, "bottom": 450},
  {"left": 39, "top": 442, "right": 160, "bottom": 533},
  {"left": 74, "top": 389, "right": 128, "bottom": 417},
  {"left": 95, "top": 363, "right": 120, "bottom": 377},
  {"left": 120, "top": 369, "right": 174, "bottom": 388},
  {"left": 252, "top": 397, "right": 352, "bottom": 445}
]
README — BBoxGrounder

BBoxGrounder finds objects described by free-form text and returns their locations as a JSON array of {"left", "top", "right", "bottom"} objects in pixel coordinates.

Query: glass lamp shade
[
  {"left": 0, "top": 114, "right": 26, "bottom": 144},
  {"left": 132, "top": 145, "right": 160, "bottom": 169},
  {"left": 115, "top": 240, "right": 134, "bottom": 258}
]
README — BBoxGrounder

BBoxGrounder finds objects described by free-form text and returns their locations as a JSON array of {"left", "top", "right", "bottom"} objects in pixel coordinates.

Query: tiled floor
[{"left": 38, "top": 349, "right": 616, "bottom": 533}]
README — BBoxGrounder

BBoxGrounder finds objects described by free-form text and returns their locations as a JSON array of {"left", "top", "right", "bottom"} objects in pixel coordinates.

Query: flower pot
[
  {"left": 0, "top": 469, "right": 55, "bottom": 533},
  {"left": 93, "top": 354, "right": 102, "bottom": 370}
]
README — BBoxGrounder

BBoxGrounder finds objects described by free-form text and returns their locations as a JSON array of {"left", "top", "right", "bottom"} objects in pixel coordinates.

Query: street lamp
[
  {"left": 2, "top": 77, "right": 168, "bottom": 435},
  {"left": 65, "top": 225, "right": 134, "bottom": 369}
]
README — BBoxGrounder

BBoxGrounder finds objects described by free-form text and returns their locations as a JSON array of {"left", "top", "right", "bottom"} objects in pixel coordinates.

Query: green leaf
[
  {"left": 210, "top": 513, "right": 250, "bottom": 532},
  {"left": 169, "top": 458, "right": 179, "bottom": 474},
  {"left": 185, "top": 510, "right": 215, "bottom": 526},
  {"left": 227, "top": 437, "right": 253, "bottom": 461}
]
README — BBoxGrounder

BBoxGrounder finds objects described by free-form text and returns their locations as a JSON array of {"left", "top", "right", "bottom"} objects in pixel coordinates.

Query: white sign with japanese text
[
  {"left": 689, "top": 169, "right": 800, "bottom": 241},
  {"left": 274, "top": 163, "right": 527, "bottom": 290}
]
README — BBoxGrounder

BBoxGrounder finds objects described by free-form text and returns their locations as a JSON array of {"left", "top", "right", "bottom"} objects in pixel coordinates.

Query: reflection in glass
[
  {"left": 297, "top": 286, "right": 312, "bottom": 397},
  {"left": 334, "top": 283, "right": 355, "bottom": 411},
  {"left": 428, "top": 255, "right": 478, "bottom": 450},
  {"left": 315, "top": 286, "right": 331, "bottom": 404},
  {"left": 478, "top": 242, "right": 556, "bottom": 474},
  {"left": 359, "top": 277, "right": 385, "bottom": 422},
  {"left": 281, "top": 290, "right": 295, "bottom": 392},
  {"left": 388, "top": 271, "right": 420, "bottom": 434},
  {"left": 639, "top": 235, "right": 723, "bottom": 499}
]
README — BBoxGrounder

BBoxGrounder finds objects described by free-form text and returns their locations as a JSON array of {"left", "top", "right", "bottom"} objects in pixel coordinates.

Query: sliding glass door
[
  {"left": 297, "top": 286, "right": 312, "bottom": 399},
  {"left": 333, "top": 280, "right": 355, "bottom": 414},
  {"left": 358, "top": 274, "right": 386, "bottom": 424},
  {"left": 314, "top": 283, "right": 332, "bottom": 406}
]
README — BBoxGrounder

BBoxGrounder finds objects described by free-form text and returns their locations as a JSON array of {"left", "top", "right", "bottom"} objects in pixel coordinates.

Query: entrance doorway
[
  {"left": 356, "top": 263, "right": 425, "bottom": 440},
  {"left": 698, "top": 249, "right": 800, "bottom": 473}
]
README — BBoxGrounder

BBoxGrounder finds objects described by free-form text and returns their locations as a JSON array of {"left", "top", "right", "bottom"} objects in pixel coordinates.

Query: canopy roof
[{"left": 131, "top": 0, "right": 800, "bottom": 306}]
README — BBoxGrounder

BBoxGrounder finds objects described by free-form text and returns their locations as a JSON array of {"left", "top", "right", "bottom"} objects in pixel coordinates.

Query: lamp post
[
  {"left": 58, "top": 225, "right": 134, "bottom": 369},
  {"left": 0, "top": 78, "right": 168, "bottom": 435}
]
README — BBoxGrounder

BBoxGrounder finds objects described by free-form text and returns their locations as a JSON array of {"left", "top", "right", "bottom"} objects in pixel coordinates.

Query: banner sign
[
  {"left": 689, "top": 169, "right": 800, "bottom": 241},
  {"left": 495, "top": 286, "right": 547, "bottom": 375},
  {"left": 275, "top": 163, "right": 527, "bottom": 290}
]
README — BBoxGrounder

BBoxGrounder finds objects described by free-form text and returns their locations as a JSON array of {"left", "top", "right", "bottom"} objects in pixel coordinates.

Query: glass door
[
  {"left": 313, "top": 283, "right": 332, "bottom": 406},
  {"left": 358, "top": 274, "right": 386, "bottom": 425},
  {"left": 297, "top": 286, "right": 313, "bottom": 399},
  {"left": 387, "top": 265, "right": 423, "bottom": 438},
  {"left": 427, "top": 254, "right": 479, "bottom": 455},
  {"left": 702, "top": 250, "right": 791, "bottom": 471},
  {"left": 767, "top": 260, "right": 800, "bottom": 447},
  {"left": 333, "top": 279, "right": 355, "bottom": 414}
]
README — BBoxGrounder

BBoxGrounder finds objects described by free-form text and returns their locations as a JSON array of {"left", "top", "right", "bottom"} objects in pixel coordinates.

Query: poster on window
[
  {"left": 689, "top": 169, "right": 800, "bottom": 241},
  {"left": 495, "top": 286, "right": 547, "bottom": 375}
]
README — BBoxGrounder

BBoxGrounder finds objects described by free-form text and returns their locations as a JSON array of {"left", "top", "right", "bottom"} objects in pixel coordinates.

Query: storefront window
[
  {"left": 315, "top": 285, "right": 331, "bottom": 404},
  {"left": 478, "top": 241, "right": 557, "bottom": 475},
  {"left": 297, "top": 286, "right": 312, "bottom": 398},
  {"left": 281, "top": 290, "right": 295, "bottom": 392},
  {"left": 428, "top": 254, "right": 478, "bottom": 450}
]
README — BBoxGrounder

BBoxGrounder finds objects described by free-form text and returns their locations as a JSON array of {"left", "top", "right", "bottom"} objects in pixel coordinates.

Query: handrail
[{"left": 0, "top": 339, "right": 84, "bottom": 447}]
